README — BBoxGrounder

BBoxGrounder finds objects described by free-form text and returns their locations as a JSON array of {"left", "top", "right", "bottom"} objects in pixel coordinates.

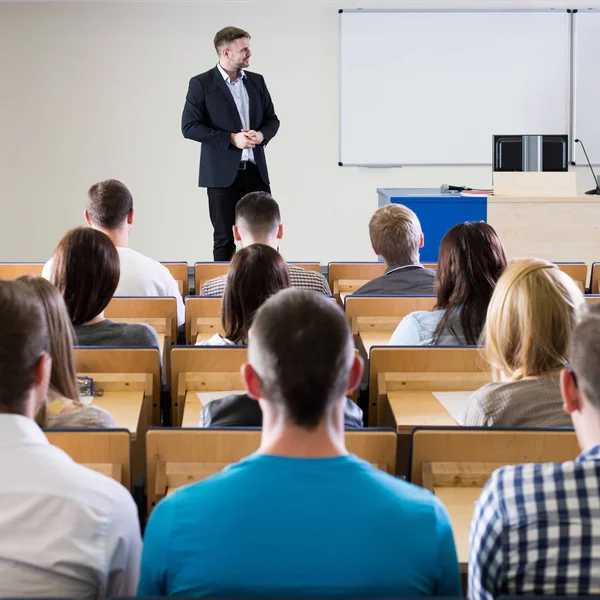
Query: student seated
[
  {"left": 0, "top": 280, "right": 141, "bottom": 597},
  {"left": 463, "top": 258, "right": 584, "bottom": 427},
  {"left": 354, "top": 204, "right": 435, "bottom": 295},
  {"left": 200, "top": 191, "right": 331, "bottom": 296},
  {"left": 50, "top": 227, "right": 159, "bottom": 348},
  {"left": 139, "top": 289, "right": 461, "bottom": 597},
  {"left": 197, "top": 243, "right": 290, "bottom": 346},
  {"left": 42, "top": 179, "right": 185, "bottom": 327},
  {"left": 469, "top": 304, "right": 600, "bottom": 599},
  {"left": 389, "top": 222, "right": 507, "bottom": 346},
  {"left": 17, "top": 276, "right": 114, "bottom": 428}
]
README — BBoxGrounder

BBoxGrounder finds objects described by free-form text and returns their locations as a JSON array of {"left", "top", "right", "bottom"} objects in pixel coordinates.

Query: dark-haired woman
[
  {"left": 198, "top": 244, "right": 290, "bottom": 346},
  {"left": 50, "top": 227, "right": 159, "bottom": 348},
  {"left": 388, "top": 222, "right": 507, "bottom": 346}
]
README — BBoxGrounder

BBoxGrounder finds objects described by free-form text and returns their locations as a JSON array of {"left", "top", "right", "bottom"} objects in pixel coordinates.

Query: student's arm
[
  {"left": 388, "top": 313, "right": 421, "bottom": 346},
  {"left": 137, "top": 498, "right": 174, "bottom": 596},
  {"left": 462, "top": 388, "right": 489, "bottom": 427},
  {"left": 105, "top": 488, "right": 143, "bottom": 597},
  {"left": 468, "top": 472, "right": 505, "bottom": 600},
  {"left": 433, "top": 499, "right": 462, "bottom": 597}
]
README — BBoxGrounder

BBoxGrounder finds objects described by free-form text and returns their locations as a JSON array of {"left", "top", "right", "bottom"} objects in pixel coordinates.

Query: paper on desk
[
  {"left": 196, "top": 390, "right": 246, "bottom": 406},
  {"left": 432, "top": 391, "right": 473, "bottom": 425}
]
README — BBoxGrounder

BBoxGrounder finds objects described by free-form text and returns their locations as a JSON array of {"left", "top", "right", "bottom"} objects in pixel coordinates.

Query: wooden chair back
[
  {"left": 185, "top": 296, "right": 224, "bottom": 344},
  {"left": 0, "top": 262, "right": 44, "bottom": 279},
  {"left": 162, "top": 261, "right": 189, "bottom": 297},
  {"left": 45, "top": 429, "right": 132, "bottom": 490},
  {"left": 555, "top": 262, "right": 588, "bottom": 292},
  {"left": 590, "top": 263, "right": 600, "bottom": 294},
  {"left": 73, "top": 347, "right": 161, "bottom": 426},
  {"left": 585, "top": 294, "right": 600, "bottom": 305},
  {"left": 146, "top": 428, "right": 398, "bottom": 513},
  {"left": 369, "top": 346, "right": 488, "bottom": 426}
]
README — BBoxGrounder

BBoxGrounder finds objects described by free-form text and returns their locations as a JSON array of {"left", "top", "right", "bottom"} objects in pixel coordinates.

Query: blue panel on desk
[{"left": 377, "top": 189, "right": 487, "bottom": 263}]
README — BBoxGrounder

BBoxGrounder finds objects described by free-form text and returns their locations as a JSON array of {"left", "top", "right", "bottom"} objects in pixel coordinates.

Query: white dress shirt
[
  {"left": 217, "top": 62, "right": 254, "bottom": 163},
  {"left": 43, "top": 246, "right": 185, "bottom": 327},
  {"left": 0, "top": 414, "right": 142, "bottom": 599}
]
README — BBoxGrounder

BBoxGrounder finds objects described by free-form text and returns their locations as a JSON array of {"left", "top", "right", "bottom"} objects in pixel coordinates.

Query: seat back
[
  {"left": 0, "top": 262, "right": 44, "bottom": 279},
  {"left": 162, "top": 261, "right": 189, "bottom": 297},
  {"left": 554, "top": 262, "right": 588, "bottom": 292},
  {"left": 185, "top": 296, "right": 224, "bottom": 344}
]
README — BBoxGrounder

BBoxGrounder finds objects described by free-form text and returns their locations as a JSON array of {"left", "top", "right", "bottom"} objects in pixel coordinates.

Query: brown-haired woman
[
  {"left": 16, "top": 276, "right": 115, "bottom": 428},
  {"left": 389, "top": 222, "right": 508, "bottom": 346},
  {"left": 50, "top": 227, "right": 159, "bottom": 348},
  {"left": 197, "top": 244, "right": 290, "bottom": 346}
]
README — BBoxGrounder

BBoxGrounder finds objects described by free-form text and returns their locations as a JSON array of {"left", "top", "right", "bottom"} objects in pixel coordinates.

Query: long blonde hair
[
  {"left": 16, "top": 276, "right": 80, "bottom": 403},
  {"left": 484, "top": 258, "right": 584, "bottom": 381}
]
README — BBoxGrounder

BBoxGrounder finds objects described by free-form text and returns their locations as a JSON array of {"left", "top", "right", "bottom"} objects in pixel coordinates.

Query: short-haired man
[
  {"left": 138, "top": 289, "right": 461, "bottom": 597},
  {"left": 0, "top": 280, "right": 141, "bottom": 597},
  {"left": 200, "top": 191, "right": 331, "bottom": 296},
  {"left": 42, "top": 179, "right": 185, "bottom": 327},
  {"left": 355, "top": 204, "right": 435, "bottom": 295},
  {"left": 469, "top": 304, "right": 600, "bottom": 599},
  {"left": 182, "top": 26, "right": 280, "bottom": 261}
]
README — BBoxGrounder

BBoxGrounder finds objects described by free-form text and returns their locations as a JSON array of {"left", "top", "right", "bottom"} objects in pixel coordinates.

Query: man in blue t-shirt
[{"left": 138, "top": 289, "right": 461, "bottom": 598}]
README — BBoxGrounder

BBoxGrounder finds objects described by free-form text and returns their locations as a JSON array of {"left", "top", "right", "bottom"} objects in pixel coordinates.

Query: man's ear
[
  {"left": 276, "top": 223, "right": 284, "bottom": 240},
  {"left": 241, "top": 362, "right": 262, "bottom": 400},
  {"left": 84, "top": 209, "right": 92, "bottom": 227},
  {"left": 127, "top": 208, "right": 134, "bottom": 226},
  {"left": 345, "top": 354, "right": 364, "bottom": 396},
  {"left": 233, "top": 225, "right": 242, "bottom": 242},
  {"left": 418, "top": 232, "right": 424, "bottom": 249},
  {"left": 561, "top": 368, "right": 580, "bottom": 415}
]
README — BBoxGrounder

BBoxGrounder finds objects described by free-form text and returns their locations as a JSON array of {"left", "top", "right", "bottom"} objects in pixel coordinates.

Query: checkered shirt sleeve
[
  {"left": 288, "top": 265, "right": 331, "bottom": 295},
  {"left": 469, "top": 449, "right": 600, "bottom": 600},
  {"left": 199, "top": 275, "right": 227, "bottom": 297}
]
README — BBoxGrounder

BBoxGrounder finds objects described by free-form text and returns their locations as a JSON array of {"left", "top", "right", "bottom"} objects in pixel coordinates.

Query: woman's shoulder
[{"left": 47, "top": 404, "right": 115, "bottom": 428}]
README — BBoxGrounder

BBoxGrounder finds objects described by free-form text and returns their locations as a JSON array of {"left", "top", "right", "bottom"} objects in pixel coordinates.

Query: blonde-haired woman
[
  {"left": 17, "top": 276, "right": 115, "bottom": 428},
  {"left": 463, "top": 258, "right": 584, "bottom": 427}
]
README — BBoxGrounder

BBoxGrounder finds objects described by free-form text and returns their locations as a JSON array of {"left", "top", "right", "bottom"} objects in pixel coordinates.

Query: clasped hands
[{"left": 231, "top": 129, "right": 263, "bottom": 149}]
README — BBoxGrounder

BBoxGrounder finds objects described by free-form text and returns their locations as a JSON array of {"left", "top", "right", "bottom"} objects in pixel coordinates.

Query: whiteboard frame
[{"left": 338, "top": 8, "right": 574, "bottom": 167}]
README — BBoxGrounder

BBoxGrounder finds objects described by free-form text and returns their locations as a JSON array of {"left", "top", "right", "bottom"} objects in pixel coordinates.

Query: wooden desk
[
  {"left": 435, "top": 486, "right": 480, "bottom": 568},
  {"left": 360, "top": 330, "right": 393, "bottom": 354},
  {"left": 92, "top": 391, "right": 145, "bottom": 440},
  {"left": 383, "top": 391, "right": 459, "bottom": 434}
]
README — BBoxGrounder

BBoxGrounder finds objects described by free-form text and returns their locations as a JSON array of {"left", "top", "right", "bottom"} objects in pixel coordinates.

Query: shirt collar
[
  {"left": 576, "top": 444, "right": 600, "bottom": 464},
  {"left": 217, "top": 62, "right": 246, "bottom": 83},
  {"left": 385, "top": 262, "right": 423, "bottom": 275},
  {"left": 0, "top": 414, "right": 49, "bottom": 449}
]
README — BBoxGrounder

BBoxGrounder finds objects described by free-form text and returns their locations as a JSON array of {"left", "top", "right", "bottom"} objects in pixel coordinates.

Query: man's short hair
[
  {"left": 568, "top": 303, "right": 600, "bottom": 412},
  {"left": 248, "top": 289, "right": 354, "bottom": 429},
  {"left": 235, "top": 192, "right": 281, "bottom": 238},
  {"left": 214, "top": 26, "right": 250, "bottom": 53},
  {"left": 50, "top": 227, "right": 120, "bottom": 326},
  {"left": 87, "top": 179, "right": 133, "bottom": 230},
  {"left": 369, "top": 204, "right": 422, "bottom": 265},
  {"left": 0, "top": 280, "right": 49, "bottom": 414}
]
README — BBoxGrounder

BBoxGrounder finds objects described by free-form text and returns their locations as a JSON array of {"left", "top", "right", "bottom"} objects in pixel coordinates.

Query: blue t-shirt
[{"left": 138, "top": 453, "right": 461, "bottom": 598}]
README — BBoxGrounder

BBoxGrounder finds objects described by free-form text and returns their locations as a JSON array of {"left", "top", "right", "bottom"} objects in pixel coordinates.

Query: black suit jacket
[
  {"left": 182, "top": 66, "right": 280, "bottom": 188},
  {"left": 200, "top": 394, "right": 364, "bottom": 429}
]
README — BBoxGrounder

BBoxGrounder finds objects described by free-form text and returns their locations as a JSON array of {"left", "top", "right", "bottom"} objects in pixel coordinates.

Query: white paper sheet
[{"left": 432, "top": 391, "right": 473, "bottom": 425}]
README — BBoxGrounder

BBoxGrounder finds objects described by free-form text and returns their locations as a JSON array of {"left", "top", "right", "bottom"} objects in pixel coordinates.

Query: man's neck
[
  {"left": 258, "top": 404, "right": 347, "bottom": 458},
  {"left": 219, "top": 61, "right": 241, "bottom": 82},
  {"left": 243, "top": 236, "right": 278, "bottom": 251},
  {"left": 97, "top": 226, "right": 128, "bottom": 248},
  {"left": 574, "top": 412, "right": 600, "bottom": 455}
]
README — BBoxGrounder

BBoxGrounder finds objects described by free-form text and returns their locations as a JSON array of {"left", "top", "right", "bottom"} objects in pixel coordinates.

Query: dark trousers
[{"left": 207, "top": 162, "right": 271, "bottom": 261}]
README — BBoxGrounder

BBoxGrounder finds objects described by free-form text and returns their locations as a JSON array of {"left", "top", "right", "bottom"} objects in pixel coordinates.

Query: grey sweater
[
  {"left": 47, "top": 405, "right": 116, "bottom": 429},
  {"left": 74, "top": 319, "right": 159, "bottom": 348}
]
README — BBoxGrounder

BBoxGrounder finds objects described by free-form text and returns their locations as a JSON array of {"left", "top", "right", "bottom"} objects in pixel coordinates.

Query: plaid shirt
[
  {"left": 468, "top": 445, "right": 600, "bottom": 600},
  {"left": 200, "top": 264, "right": 331, "bottom": 296}
]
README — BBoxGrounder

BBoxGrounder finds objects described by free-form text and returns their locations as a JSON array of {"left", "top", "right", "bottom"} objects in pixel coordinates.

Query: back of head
[
  {"left": 369, "top": 204, "right": 422, "bottom": 265},
  {"left": 235, "top": 192, "right": 281, "bottom": 241},
  {"left": 0, "top": 280, "right": 49, "bottom": 414},
  {"left": 485, "top": 258, "right": 584, "bottom": 380},
  {"left": 223, "top": 244, "right": 290, "bottom": 344},
  {"left": 248, "top": 289, "right": 354, "bottom": 429},
  {"left": 15, "top": 276, "right": 79, "bottom": 403},
  {"left": 50, "top": 227, "right": 120, "bottom": 326},
  {"left": 434, "top": 222, "right": 507, "bottom": 344},
  {"left": 568, "top": 303, "right": 600, "bottom": 413},
  {"left": 87, "top": 179, "right": 133, "bottom": 230}
]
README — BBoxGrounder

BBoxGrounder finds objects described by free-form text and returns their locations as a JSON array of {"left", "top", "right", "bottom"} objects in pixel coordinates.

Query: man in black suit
[{"left": 182, "top": 26, "right": 280, "bottom": 261}]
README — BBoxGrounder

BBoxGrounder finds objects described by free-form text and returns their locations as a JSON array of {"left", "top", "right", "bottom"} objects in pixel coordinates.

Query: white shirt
[
  {"left": 43, "top": 246, "right": 185, "bottom": 327},
  {"left": 0, "top": 414, "right": 141, "bottom": 598},
  {"left": 217, "top": 63, "right": 254, "bottom": 163}
]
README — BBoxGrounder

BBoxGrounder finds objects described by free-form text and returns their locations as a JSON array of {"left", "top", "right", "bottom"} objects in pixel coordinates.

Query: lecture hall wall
[{"left": 1, "top": 0, "right": 598, "bottom": 264}]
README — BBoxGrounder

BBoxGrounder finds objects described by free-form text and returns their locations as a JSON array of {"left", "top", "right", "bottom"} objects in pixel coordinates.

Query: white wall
[{"left": 1, "top": 0, "right": 599, "bottom": 263}]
